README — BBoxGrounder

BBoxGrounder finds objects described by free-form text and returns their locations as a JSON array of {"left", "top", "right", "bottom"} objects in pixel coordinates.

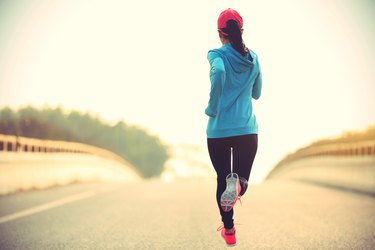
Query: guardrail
[
  {"left": 292, "top": 140, "right": 374, "bottom": 157},
  {"left": 0, "top": 134, "right": 134, "bottom": 170},
  {"left": 268, "top": 140, "right": 375, "bottom": 179}
]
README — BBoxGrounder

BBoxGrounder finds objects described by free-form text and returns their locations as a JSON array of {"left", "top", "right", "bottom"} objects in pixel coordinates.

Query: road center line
[{"left": 0, "top": 190, "right": 97, "bottom": 224}]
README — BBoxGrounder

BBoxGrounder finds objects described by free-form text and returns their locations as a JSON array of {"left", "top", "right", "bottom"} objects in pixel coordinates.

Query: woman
[{"left": 205, "top": 8, "right": 262, "bottom": 246}]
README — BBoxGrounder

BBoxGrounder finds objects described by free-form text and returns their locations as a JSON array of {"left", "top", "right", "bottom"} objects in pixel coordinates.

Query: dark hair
[{"left": 220, "top": 20, "right": 249, "bottom": 56}]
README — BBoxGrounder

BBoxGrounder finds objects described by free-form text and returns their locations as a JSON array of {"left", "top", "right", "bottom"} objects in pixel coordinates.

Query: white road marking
[{"left": 0, "top": 190, "right": 97, "bottom": 224}]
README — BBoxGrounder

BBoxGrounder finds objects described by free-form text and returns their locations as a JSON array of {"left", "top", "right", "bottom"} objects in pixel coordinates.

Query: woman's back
[{"left": 206, "top": 43, "right": 262, "bottom": 138}]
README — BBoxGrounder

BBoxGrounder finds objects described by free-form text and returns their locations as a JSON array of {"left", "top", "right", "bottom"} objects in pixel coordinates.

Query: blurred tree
[
  {"left": 0, "top": 106, "right": 169, "bottom": 178},
  {"left": 0, "top": 107, "right": 18, "bottom": 135}
]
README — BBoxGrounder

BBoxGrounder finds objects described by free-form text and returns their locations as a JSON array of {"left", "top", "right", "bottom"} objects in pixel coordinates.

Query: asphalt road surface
[{"left": 0, "top": 179, "right": 374, "bottom": 249}]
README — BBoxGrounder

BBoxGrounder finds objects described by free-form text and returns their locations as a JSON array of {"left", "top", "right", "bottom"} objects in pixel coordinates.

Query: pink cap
[{"left": 217, "top": 8, "right": 243, "bottom": 29}]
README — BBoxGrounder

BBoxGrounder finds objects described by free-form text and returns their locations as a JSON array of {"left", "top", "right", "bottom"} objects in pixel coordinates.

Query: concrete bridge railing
[
  {"left": 269, "top": 140, "right": 375, "bottom": 176},
  {"left": 289, "top": 140, "right": 374, "bottom": 157},
  {"left": 267, "top": 140, "right": 375, "bottom": 195},
  {"left": 0, "top": 134, "right": 141, "bottom": 195},
  {"left": 0, "top": 134, "right": 134, "bottom": 171}
]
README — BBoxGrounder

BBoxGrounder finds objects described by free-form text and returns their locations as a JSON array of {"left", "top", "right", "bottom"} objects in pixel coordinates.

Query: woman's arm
[
  {"left": 205, "top": 51, "right": 226, "bottom": 117},
  {"left": 252, "top": 67, "right": 262, "bottom": 100}
]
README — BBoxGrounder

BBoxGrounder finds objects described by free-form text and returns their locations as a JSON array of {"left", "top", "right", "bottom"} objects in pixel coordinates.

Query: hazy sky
[{"left": 1, "top": 0, "right": 374, "bottom": 180}]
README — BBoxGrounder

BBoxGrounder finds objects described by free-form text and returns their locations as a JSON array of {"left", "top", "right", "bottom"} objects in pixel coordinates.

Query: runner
[{"left": 205, "top": 8, "right": 262, "bottom": 246}]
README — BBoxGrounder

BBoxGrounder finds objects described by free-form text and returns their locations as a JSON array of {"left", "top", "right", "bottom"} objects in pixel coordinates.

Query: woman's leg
[
  {"left": 232, "top": 134, "right": 258, "bottom": 196},
  {"left": 207, "top": 137, "right": 234, "bottom": 229}
]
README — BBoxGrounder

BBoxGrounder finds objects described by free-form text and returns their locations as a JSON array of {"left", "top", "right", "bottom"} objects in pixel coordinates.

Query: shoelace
[
  {"left": 216, "top": 223, "right": 243, "bottom": 232},
  {"left": 216, "top": 224, "right": 225, "bottom": 232},
  {"left": 236, "top": 195, "right": 242, "bottom": 206}
]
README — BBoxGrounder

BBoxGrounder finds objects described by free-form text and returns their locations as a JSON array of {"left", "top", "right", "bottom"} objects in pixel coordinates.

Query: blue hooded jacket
[{"left": 205, "top": 43, "right": 262, "bottom": 138}]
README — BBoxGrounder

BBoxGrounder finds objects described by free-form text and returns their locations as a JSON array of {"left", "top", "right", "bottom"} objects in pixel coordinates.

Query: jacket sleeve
[
  {"left": 205, "top": 51, "right": 225, "bottom": 117},
  {"left": 252, "top": 65, "right": 262, "bottom": 100}
]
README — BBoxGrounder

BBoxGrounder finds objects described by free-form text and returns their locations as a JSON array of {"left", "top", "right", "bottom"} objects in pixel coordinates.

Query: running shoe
[
  {"left": 220, "top": 173, "right": 241, "bottom": 212},
  {"left": 217, "top": 225, "right": 236, "bottom": 246}
]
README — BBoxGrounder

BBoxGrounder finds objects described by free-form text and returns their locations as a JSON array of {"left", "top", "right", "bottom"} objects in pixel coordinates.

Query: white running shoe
[{"left": 220, "top": 173, "right": 241, "bottom": 212}]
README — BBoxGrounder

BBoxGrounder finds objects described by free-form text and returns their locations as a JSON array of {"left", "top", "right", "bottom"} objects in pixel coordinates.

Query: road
[{"left": 0, "top": 179, "right": 374, "bottom": 249}]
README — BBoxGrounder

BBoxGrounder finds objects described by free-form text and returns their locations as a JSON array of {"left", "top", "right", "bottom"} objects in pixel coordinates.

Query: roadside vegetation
[
  {"left": 0, "top": 106, "right": 169, "bottom": 178},
  {"left": 308, "top": 125, "right": 375, "bottom": 146}
]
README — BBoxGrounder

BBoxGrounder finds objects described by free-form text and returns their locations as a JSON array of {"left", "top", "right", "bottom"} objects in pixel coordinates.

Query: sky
[{"left": 0, "top": 0, "right": 374, "bottom": 181}]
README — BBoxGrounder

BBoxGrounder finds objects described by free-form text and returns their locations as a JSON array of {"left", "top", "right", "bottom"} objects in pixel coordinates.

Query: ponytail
[{"left": 219, "top": 20, "right": 248, "bottom": 56}]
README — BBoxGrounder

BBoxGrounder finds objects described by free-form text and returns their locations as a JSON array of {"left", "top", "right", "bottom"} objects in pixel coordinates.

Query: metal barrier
[{"left": 0, "top": 134, "right": 133, "bottom": 170}]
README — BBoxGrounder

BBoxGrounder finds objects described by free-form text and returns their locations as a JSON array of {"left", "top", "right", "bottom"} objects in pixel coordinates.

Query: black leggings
[{"left": 207, "top": 134, "right": 258, "bottom": 229}]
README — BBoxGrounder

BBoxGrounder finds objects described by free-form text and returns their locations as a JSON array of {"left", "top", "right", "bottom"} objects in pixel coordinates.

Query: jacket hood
[
  {"left": 207, "top": 44, "right": 261, "bottom": 114},
  {"left": 218, "top": 44, "right": 256, "bottom": 74}
]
